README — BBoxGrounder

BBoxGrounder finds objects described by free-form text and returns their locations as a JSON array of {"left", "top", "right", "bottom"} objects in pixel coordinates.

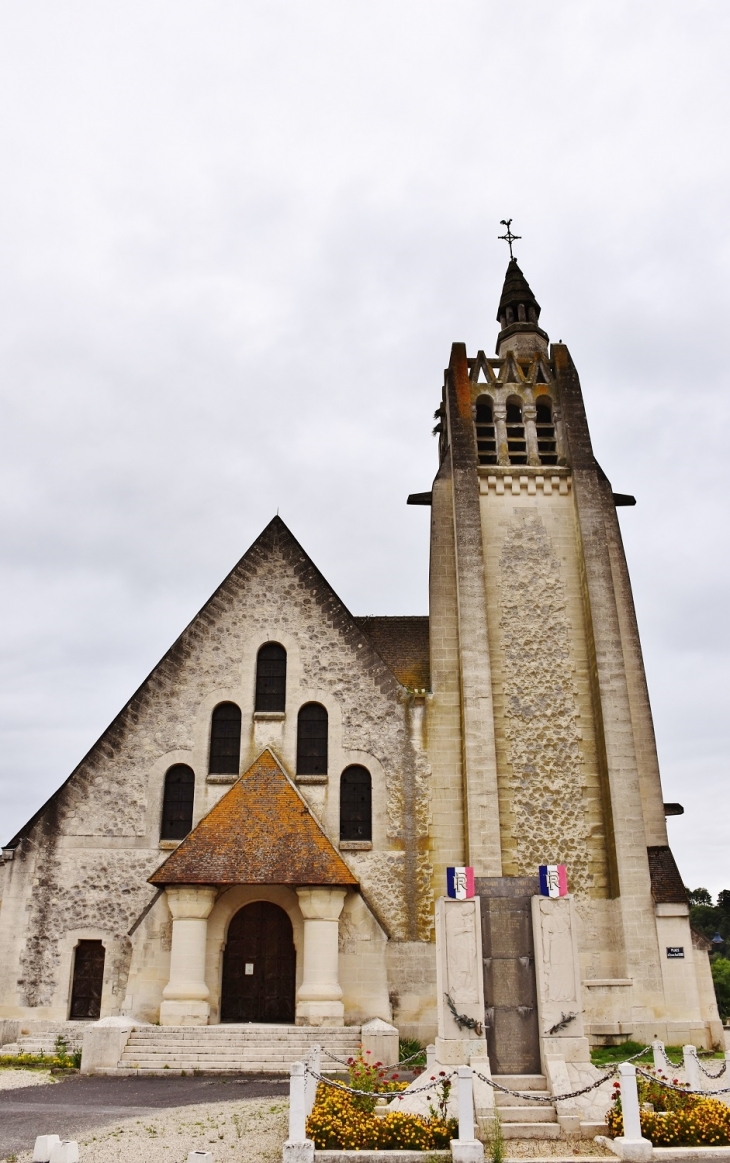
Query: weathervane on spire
[{"left": 498, "top": 218, "right": 521, "bottom": 260}]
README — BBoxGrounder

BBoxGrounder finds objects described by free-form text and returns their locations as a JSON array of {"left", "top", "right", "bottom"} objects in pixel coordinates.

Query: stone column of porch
[
  {"left": 295, "top": 886, "right": 346, "bottom": 1026},
  {"left": 160, "top": 885, "right": 217, "bottom": 1026}
]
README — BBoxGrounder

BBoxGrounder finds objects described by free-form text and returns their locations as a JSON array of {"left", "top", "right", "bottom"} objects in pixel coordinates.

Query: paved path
[{"left": 0, "top": 1073, "right": 287, "bottom": 1160}]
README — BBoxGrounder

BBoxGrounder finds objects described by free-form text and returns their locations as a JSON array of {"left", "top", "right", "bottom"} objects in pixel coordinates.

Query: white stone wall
[{"left": 0, "top": 521, "right": 433, "bottom": 1024}]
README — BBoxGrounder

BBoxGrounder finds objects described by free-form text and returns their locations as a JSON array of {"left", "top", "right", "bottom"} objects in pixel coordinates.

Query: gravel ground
[
  {"left": 499, "top": 1141, "right": 613, "bottom": 1159},
  {"left": 0, "top": 1070, "right": 56, "bottom": 1092},
  {"left": 0, "top": 1072, "right": 288, "bottom": 1161},
  {"left": 6, "top": 1095, "right": 288, "bottom": 1163}
]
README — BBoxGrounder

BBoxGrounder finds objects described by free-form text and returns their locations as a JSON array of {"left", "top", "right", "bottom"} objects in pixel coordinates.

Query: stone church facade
[{"left": 0, "top": 261, "right": 721, "bottom": 1062}]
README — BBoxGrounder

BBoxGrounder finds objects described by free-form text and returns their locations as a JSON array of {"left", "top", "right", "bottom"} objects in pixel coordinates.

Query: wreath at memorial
[{"left": 445, "top": 992, "right": 484, "bottom": 1036}]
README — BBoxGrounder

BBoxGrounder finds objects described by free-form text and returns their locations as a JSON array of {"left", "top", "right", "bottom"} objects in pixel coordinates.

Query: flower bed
[
  {"left": 305, "top": 1051, "right": 457, "bottom": 1151},
  {"left": 607, "top": 1072, "right": 730, "bottom": 1147}
]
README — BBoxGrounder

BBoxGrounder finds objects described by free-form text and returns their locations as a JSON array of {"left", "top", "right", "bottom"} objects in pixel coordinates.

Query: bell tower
[{"left": 425, "top": 256, "right": 721, "bottom": 1052}]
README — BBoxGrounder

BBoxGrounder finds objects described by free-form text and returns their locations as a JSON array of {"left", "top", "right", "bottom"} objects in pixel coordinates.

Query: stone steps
[
  {"left": 2, "top": 1021, "right": 90, "bottom": 1057},
  {"left": 491, "top": 1073, "right": 560, "bottom": 1139},
  {"left": 117, "top": 1024, "right": 361, "bottom": 1074}
]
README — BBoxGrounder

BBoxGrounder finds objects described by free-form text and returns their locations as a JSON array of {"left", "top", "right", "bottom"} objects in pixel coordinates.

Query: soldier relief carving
[
  {"left": 445, "top": 902, "right": 479, "bottom": 1004},
  {"left": 539, "top": 899, "right": 576, "bottom": 1004}
]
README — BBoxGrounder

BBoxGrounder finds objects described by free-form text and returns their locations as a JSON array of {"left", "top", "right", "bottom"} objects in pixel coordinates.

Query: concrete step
[
  {"left": 500, "top": 1123, "right": 561, "bottom": 1140},
  {"left": 492, "top": 1074, "right": 547, "bottom": 1091},
  {"left": 117, "top": 1024, "right": 360, "bottom": 1074},
  {"left": 494, "top": 1090, "right": 549, "bottom": 1107},
  {"left": 498, "top": 1105, "right": 557, "bottom": 1124}
]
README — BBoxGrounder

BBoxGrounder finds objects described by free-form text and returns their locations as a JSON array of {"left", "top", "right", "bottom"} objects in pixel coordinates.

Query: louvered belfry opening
[
  {"left": 340, "top": 765, "right": 372, "bottom": 841},
  {"left": 535, "top": 395, "right": 558, "bottom": 466},
  {"left": 296, "top": 702, "right": 328, "bottom": 775},
  {"left": 160, "top": 764, "right": 195, "bottom": 840},
  {"left": 69, "top": 939, "right": 105, "bottom": 1020},
  {"left": 475, "top": 395, "right": 497, "bottom": 466},
  {"left": 255, "top": 643, "right": 287, "bottom": 712},
  {"left": 209, "top": 702, "right": 242, "bottom": 774},
  {"left": 506, "top": 398, "right": 527, "bottom": 465}
]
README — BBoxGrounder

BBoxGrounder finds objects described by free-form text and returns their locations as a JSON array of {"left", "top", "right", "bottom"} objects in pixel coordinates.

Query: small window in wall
[
  {"left": 255, "top": 643, "right": 287, "bottom": 712},
  {"left": 69, "top": 939, "right": 105, "bottom": 1020},
  {"left": 297, "top": 703, "right": 328, "bottom": 775},
  {"left": 209, "top": 702, "right": 242, "bottom": 774},
  {"left": 161, "top": 764, "right": 195, "bottom": 840},
  {"left": 340, "top": 765, "right": 372, "bottom": 842},
  {"left": 475, "top": 396, "right": 497, "bottom": 466},
  {"left": 535, "top": 396, "right": 558, "bottom": 465},
  {"left": 506, "top": 398, "right": 527, "bottom": 465}
]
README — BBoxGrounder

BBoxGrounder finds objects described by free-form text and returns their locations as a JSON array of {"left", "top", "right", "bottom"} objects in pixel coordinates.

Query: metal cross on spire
[{"left": 498, "top": 218, "right": 521, "bottom": 260}]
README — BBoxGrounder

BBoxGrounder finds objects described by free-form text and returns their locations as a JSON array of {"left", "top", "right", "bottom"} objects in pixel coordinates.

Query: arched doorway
[{"left": 221, "top": 901, "right": 296, "bottom": 1023}]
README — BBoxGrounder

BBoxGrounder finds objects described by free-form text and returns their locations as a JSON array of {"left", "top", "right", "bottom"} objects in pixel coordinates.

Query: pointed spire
[{"left": 495, "top": 258, "right": 549, "bottom": 358}]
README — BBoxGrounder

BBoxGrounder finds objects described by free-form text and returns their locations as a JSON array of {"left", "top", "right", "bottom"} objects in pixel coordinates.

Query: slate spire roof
[
  {"left": 497, "top": 258, "right": 542, "bottom": 323},
  {"left": 149, "top": 749, "right": 357, "bottom": 887}
]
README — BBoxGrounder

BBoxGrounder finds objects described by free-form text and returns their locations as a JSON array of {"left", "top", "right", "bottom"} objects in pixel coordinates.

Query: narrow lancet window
[
  {"left": 506, "top": 398, "right": 527, "bottom": 465},
  {"left": 340, "top": 765, "right": 372, "bottom": 842},
  {"left": 209, "top": 702, "right": 242, "bottom": 774},
  {"left": 535, "top": 396, "right": 558, "bottom": 465},
  {"left": 296, "top": 703, "right": 328, "bottom": 775},
  {"left": 255, "top": 643, "right": 287, "bottom": 712},
  {"left": 160, "top": 764, "right": 195, "bottom": 840},
  {"left": 475, "top": 396, "right": 497, "bottom": 466}
]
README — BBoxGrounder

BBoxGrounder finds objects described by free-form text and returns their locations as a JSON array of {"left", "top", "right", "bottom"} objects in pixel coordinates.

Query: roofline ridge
[{"left": 6, "top": 514, "right": 403, "bottom": 848}]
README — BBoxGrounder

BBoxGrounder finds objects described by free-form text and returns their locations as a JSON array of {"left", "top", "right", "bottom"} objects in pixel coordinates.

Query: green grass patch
[{"left": 590, "top": 1042, "right": 724, "bottom": 1068}]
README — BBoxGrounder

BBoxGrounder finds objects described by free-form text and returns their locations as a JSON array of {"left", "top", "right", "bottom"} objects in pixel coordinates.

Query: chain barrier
[
  {"left": 693, "top": 1053, "right": 727, "bottom": 1080},
  {"left": 654, "top": 1043, "right": 727, "bottom": 1081},
  {"left": 636, "top": 1065, "right": 730, "bottom": 1097},
  {"left": 319, "top": 1045, "right": 427, "bottom": 1069},
  {"left": 472, "top": 1067, "right": 619, "bottom": 1104},
  {"left": 304, "top": 1065, "right": 457, "bottom": 1099}
]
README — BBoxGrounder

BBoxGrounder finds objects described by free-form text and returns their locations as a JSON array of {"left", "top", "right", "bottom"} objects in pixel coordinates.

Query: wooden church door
[
  {"left": 221, "top": 901, "right": 296, "bottom": 1023},
  {"left": 69, "top": 940, "right": 105, "bottom": 1020},
  {"left": 477, "top": 877, "right": 541, "bottom": 1075}
]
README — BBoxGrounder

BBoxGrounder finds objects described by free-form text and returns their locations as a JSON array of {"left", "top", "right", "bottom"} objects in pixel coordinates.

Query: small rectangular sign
[
  {"left": 539, "top": 864, "right": 568, "bottom": 898},
  {"left": 447, "top": 866, "right": 475, "bottom": 899},
  {"left": 245, "top": 962, "right": 254, "bottom": 975},
  {"left": 666, "top": 947, "right": 684, "bottom": 959}
]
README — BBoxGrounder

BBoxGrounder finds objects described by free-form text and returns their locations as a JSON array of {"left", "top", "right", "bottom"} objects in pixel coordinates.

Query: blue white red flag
[
  {"left": 447, "top": 866, "right": 475, "bottom": 899},
  {"left": 539, "top": 864, "right": 568, "bottom": 897}
]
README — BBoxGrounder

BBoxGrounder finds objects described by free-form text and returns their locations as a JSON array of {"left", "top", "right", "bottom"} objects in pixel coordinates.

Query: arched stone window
[
  {"left": 208, "top": 702, "right": 242, "bottom": 775},
  {"left": 506, "top": 397, "right": 527, "bottom": 465},
  {"left": 296, "top": 703, "right": 328, "bottom": 776},
  {"left": 160, "top": 764, "right": 195, "bottom": 840},
  {"left": 535, "top": 395, "right": 558, "bottom": 465},
  {"left": 475, "top": 395, "right": 497, "bottom": 466},
  {"left": 340, "top": 765, "right": 372, "bottom": 842},
  {"left": 255, "top": 643, "right": 287, "bottom": 712}
]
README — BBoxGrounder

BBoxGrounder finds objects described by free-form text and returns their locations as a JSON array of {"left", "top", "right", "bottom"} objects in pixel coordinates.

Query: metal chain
[
  {"left": 320, "top": 1045, "right": 427, "bottom": 1069},
  {"left": 472, "top": 1067, "right": 618, "bottom": 1104},
  {"left": 655, "top": 1043, "right": 727, "bottom": 1080},
  {"left": 305, "top": 1065, "right": 457, "bottom": 1099},
  {"left": 636, "top": 1065, "right": 730, "bottom": 1096},
  {"left": 623, "top": 1045, "right": 654, "bottom": 1063},
  {"left": 691, "top": 1050, "right": 727, "bottom": 1080}
]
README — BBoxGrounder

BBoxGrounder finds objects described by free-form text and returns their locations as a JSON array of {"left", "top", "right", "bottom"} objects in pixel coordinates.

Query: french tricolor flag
[
  {"left": 539, "top": 864, "right": 568, "bottom": 898},
  {"left": 447, "top": 866, "right": 475, "bottom": 900}
]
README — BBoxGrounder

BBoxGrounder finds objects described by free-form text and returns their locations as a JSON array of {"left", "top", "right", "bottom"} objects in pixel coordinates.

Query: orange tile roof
[{"left": 149, "top": 749, "right": 357, "bottom": 887}]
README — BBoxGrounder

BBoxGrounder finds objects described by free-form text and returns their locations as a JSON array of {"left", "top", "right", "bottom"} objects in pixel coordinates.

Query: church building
[{"left": 0, "top": 259, "right": 720, "bottom": 1072}]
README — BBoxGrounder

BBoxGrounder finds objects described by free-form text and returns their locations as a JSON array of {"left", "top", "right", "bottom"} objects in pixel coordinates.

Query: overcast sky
[{"left": 0, "top": 2, "right": 727, "bottom": 897}]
